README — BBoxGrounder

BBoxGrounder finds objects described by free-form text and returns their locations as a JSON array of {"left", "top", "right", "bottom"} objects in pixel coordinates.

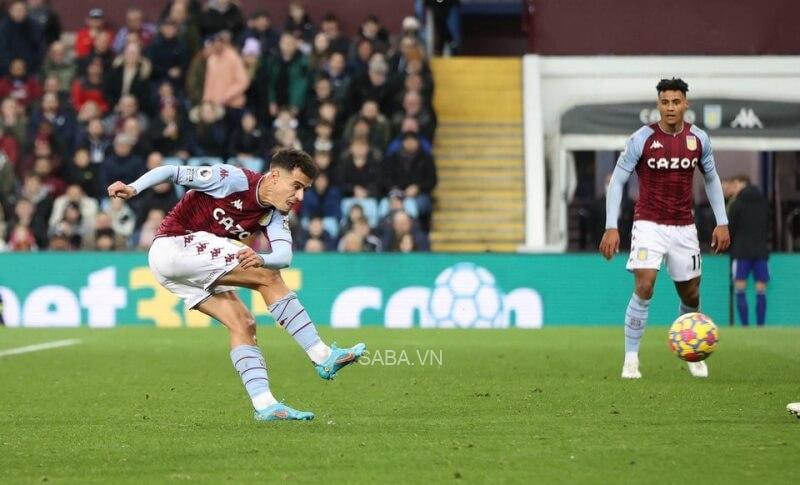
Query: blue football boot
[
  {"left": 254, "top": 402, "right": 314, "bottom": 421},
  {"left": 315, "top": 342, "right": 366, "bottom": 380}
]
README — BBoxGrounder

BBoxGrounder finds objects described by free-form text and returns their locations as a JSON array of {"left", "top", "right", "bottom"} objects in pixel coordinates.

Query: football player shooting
[
  {"left": 107, "top": 148, "right": 366, "bottom": 421},
  {"left": 599, "top": 78, "right": 730, "bottom": 379}
]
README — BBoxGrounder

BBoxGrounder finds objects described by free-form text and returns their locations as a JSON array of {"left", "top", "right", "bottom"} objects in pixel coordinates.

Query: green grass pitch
[{"left": 1, "top": 326, "right": 799, "bottom": 483}]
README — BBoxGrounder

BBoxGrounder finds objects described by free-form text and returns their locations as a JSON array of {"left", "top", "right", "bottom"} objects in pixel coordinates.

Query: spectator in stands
[
  {"left": 392, "top": 90, "right": 435, "bottom": 140},
  {"left": 337, "top": 136, "right": 383, "bottom": 199},
  {"left": 348, "top": 37, "right": 374, "bottom": 81},
  {"left": 425, "top": 0, "right": 461, "bottom": 55},
  {"left": 137, "top": 208, "right": 165, "bottom": 249},
  {"left": 16, "top": 173, "right": 52, "bottom": 247},
  {"left": 309, "top": 32, "right": 331, "bottom": 73},
  {"left": 148, "top": 102, "right": 188, "bottom": 157},
  {"left": 28, "top": 92, "right": 77, "bottom": 155},
  {"left": 0, "top": 121, "right": 20, "bottom": 170},
  {"left": 103, "top": 95, "right": 149, "bottom": 136},
  {"left": 304, "top": 119, "right": 336, "bottom": 155},
  {"left": 313, "top": 149, "right": 333, "bottom": 176},
  {"left": 113, "top": 7, "right": 157, "bottom": 54},
  {"left": 317, "top": 100, "right": 341, "bottom": 138},
  {"left": 199, "top": 0, "right": 244, "bottom": 40},
  {"left": 162, "top": 0, "right": 202, "bottom": 57},
  {"left": 8, "top": 199, "right": 39, "bottom": 251},
  {"left": 351, "top": 216, "right": 382, "bottom": 252},
  {"left": 79, "top": 29, "right": 113, "bottom": 75},
  {"left": 228, "top": 110, "right": 267, "bottom": 159},
  {"left": 302, "top": 76, "right": 333, "bottom": 128},
  {"left": 101, "top": 134, "right": 145, "bottom": 193},
  {"left": 268, "top": 32, "right": 309, "bottom": 117},
  {"left": 147, "top": 19, "right": 189, "bottom": 88},
  {"left": 121, "top": 117, "right": 152, "bottom": 159},
  {"left": 63, "top": 148, "right": 101, "bottom": 200},
  {"left": 319, "top": 13, "right": 349, "bottom": 55},
  {"left": 303, "top": 238, "right": 325, "bottom": 252},
  {"left": 301, "top": 171, "right": 341, "bottom": 222},
  {"left": 323, "top": 51, "right": 350, "bottom": 105},
  {"left": 1, "top": 98, "right": 27, "bottom": 151},
  {"left": 350, "top": 15, "right": 389, "bottom": 58},
  {"left": 299, "top": 216, "right": 337, "bottom": 252},
  {"left": 31, "top": 155, "right": 65, "bottom": 197},
  {"left": 240, "top": 10, "right": 280, "bottom": 58},
  {"left": 0, "top": 1, "right": 45, "bottom": 75},
  {"left": 383, "top": 131, "right": 437, "bottom": 217},
  {"left": 338, "top": 230, "right": 365, "bottom": 253},
  {"left": 188, "top": 100, "right": 227, "bottom": 157},
  {"left": 43, "top": 42, "right": 75, "bottom": 98},
  {"left": 385, "top": 117, "right": 432, "bottom": 157},
  {"left": 0, "top": 58, "right": 42, "bottom": 109},
  {"left": 26, "top": 0, "right": 61, "bottom": 46},
  {"left": 105, "top": 42, "right": 153, "bottom": 114},
  {"left": 283, "top": 1, "right": 315, "bottom": 48},
  {"left": 106, "top": 196, "right": 135, "bottom": 244},
  {"left": 131, "top": 152, "right": 179, "bottom": 230},
  {"left": 70, "top": 58, "right": 109, "bottom": 116},
  {"left": 203, "top": 30, "right": 249, "bottom": 117},
  {"left": 75, "top": 8, "right": 114, "bottom": 59},
  {"left": 0, "top": 152, "right": 13, "bottom": 214},
  {"left": 42, "top": 74, "right": 67, "bottom": 107},
  {"left": 347, "top": 54, "right": 393, "bottom": 117},
  {"left": 343, "top": 99, "right": 391, "bottom": 151},
  {"left": 84, "top": 212, "right": 120, "bottom": 250},
  {"left": 186, "top": 39, "right": 211, "bottom": 106},
  {"left": 381, "top": 210, "right": 430, "bottom": 252},
  {"left": 77, "top": 117, "right": 110, "bottom": 165},
  {"left": 394, "top": 71, "right": 434, "bottom": 113},
  {"left": 48, "top": 184, "right": 98, "bottom": 239}
]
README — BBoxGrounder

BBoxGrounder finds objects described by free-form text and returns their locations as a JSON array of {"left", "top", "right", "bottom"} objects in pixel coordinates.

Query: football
[{"left": 668, "top": 312, "right": 719, "bottom": 362}]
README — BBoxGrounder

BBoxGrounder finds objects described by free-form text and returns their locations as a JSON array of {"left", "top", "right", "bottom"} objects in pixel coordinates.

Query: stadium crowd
[{"left": 0, "top": 0, "right": 437, "bottom": 253}]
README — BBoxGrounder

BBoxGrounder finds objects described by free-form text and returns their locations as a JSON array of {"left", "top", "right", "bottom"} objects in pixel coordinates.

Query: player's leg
[
  {"left": 668, "top": 225, "right": 707, "bottom": 377},
  {"left": 622, "top": 221, "right": 666, "bottom": 379},
  {"left": 195, "top": 291, "right": 313, "bottom": 421},
  {"left": 732, "top": 259, "right": 750, "bottom": 326},
  {"left": 215, "top": 265, "right": 366, "bottom": 380},
  {"left": 754, "top": 259, "right": 769, "bottom": 326}
]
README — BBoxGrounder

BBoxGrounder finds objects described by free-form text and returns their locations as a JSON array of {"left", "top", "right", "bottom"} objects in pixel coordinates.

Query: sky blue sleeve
[
  {"left": 605, "top": 128, "right": 648, "bottom": 228},
  {"left": 616, "top": 127, "right": 649, "bottom": 173},
  {"left": 258, "top": 211, "right": 294, "bottom": 269},
  {"left": 605, "top": 165, "right": 632, "bottom": 229},
  {"left": 129, "top": 165, "right": 178, "bottom": 194},
  {"left": 174, "top": 164, "right": 249, "bottom": 198},
  {"left": 703, "top": 170, "right": 729, "bottom": 226},
  {"left": 692, "top": 126, "right": 716, "bottom": 174}
]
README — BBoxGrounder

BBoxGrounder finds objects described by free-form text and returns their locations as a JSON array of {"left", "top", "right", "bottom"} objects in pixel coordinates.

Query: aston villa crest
[
  {"left": 703, "top": 104, "right": 722, "bottom": 130},
  {"left": 686, "top": 135, "right": 697, "bottom": 151}
]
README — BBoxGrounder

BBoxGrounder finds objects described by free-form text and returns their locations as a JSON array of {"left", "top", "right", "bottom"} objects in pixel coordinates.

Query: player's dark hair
[
  {"left": 732, "top": 174, "right": 751, "bottom": 185},
  {"left": 657, "top": 78, "right": 689, "bottom": 95},
  {"left": 270, "top": 148, "right": 318, "bottom": 180}
]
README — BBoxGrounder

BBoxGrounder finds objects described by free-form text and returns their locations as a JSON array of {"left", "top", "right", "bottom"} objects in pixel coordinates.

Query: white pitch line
[{"left": 0, "top": 339, "right": 82, "bottom": 358}]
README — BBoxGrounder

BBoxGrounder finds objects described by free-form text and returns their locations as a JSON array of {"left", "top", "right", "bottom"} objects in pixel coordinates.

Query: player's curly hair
[
  {"left": 657, "top": 78, "right": 689, "bottom": 94},
  {"left": 269, "top": 148, "right": 319, "bottom": 180}
]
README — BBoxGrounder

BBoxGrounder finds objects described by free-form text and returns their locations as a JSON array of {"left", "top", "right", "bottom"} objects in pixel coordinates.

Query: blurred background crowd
[{"left": 0, "top": 0, "right": 438, "bottom": 253}]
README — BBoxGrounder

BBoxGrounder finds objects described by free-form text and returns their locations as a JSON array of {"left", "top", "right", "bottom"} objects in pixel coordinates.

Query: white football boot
[
  {"left": 621, "top": 352, "right": 642, "bottom": 379},
  {"left": 787, "top": 402, "right": 800, "bottom": 419},
  {"left": 687, "top": 361, "right": 708, "bottom": 378}
]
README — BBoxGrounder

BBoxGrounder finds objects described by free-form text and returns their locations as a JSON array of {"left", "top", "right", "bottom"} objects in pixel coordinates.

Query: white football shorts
[
  {"left": 148, "top": 231, "right": 244, "bottom": 309},
  {"left": 626, "top": 220, "right": 702, "bottom": 282}
]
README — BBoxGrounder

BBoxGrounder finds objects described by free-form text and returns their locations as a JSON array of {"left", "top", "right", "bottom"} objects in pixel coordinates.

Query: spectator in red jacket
[
  {"left": 75, "top": 8, "right": 115, "bottom": 59},
  {"left": 71, "top": 57, "right": 109, "bottom": 115},
  {"left": 0, "top": 58, "right": 43, "bottom": 108}
]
